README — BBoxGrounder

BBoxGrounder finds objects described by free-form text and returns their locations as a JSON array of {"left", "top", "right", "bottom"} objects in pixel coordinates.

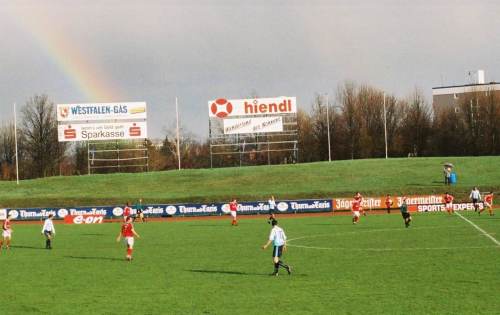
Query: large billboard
[
  {"left": 57, "top": 102, "right": 147, "bottom": 142},
  {"left": 57, "top": 102, "right": 147, "bottom": 122},
  {"left": 208, "top": 97, "right": 296, "bottom": 118},
  {"left": 58, "top": 121, "right": 147, "bottom": 142},
  {"left": 223, "top": 116, "right": 283, "bottom": 134}
]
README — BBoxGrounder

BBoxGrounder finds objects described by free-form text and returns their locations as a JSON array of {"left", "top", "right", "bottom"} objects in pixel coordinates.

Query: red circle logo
[{"left": 210, "top": 98, "right": 233, "bottom": 118}]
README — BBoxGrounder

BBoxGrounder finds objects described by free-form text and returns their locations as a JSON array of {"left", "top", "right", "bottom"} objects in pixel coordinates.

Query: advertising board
[
  {"left": 208, "top": 97, "right": 296, "bottom": 118},
  {"left": 3, "top": 199, "right": 332, "bottom": 221},
  {"left": 223, "top": 116, "right": 283, "bottom": 134},
  {"left": 333, "top": 194, "right": 444, "bottom": 211},
  {"left": 57, "top": 102, "right": 147, "bottom": 122},
  {"left": 57, "top": 121, "right": 147, "bottom": 141}
]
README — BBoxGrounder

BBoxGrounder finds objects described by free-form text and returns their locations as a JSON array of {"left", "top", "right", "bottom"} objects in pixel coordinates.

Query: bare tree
[
  {"left": 20, "top": 94, "right": 67, "bottom": 178},
  {"left": 399, "top": 88, "right": 433, "bottom": 157},
  {"left": 0, "top": 123, "right": 17, "bottom": 179},
  {"left": 338, "top": 82, "right": 360, "bottom": 159}
]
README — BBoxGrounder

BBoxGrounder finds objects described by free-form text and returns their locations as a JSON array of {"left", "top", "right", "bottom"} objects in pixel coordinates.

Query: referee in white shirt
[
  {"left": 262, "top": 220, "right": 292, "bottom": 276},
  {"left": 469, "top": 187, "right": 482, "bottom": 212},
  {"left": 42, "top": 214, "right": 56, "bottom": 249}
]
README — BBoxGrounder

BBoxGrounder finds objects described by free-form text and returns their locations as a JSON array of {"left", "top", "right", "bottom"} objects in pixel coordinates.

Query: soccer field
[{"left": 1, "top": 212, "right": 499, "bottom": 315}]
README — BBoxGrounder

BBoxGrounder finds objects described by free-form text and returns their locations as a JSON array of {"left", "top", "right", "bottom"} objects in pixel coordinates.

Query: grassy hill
[{"left": 1, "top": 156, "right": 499, "bottom": 208}]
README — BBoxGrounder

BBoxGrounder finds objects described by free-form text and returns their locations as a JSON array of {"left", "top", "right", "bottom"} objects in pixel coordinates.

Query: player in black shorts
[
  {"left": 400, "top": 197, "right": 412, "bottom": 228},
  {"left": 262, "top": 220, "right": 291, "bottom": 276},
  {"left": 267, "top": 195, "right": 276, "bottom": 224}
]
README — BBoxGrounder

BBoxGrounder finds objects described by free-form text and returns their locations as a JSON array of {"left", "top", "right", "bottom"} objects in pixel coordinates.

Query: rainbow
[{"left": 7, "top": 6, "right": 121, "bottom": 101}]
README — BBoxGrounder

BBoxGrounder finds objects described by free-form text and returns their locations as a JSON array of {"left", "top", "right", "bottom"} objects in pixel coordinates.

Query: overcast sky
[{"left": 1, "top": 0, "right": 499, "bottom": 139}]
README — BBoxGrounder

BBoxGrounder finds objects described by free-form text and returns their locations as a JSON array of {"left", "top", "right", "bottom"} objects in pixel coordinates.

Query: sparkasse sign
[
  {"left": 57, "top": 102, "right": 147, "bottom": 122},
  {"left": 57, "top": 121, "right": 147, "bottom": 142},
  {"left": 208, "top": 97, "right": 296, "bottom": 118}
]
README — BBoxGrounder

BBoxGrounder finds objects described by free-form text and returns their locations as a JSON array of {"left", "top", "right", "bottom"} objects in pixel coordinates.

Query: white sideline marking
[
  {"left": 287, "top": 244, "right": 494, "bottom": 251},
  {"left": 287, "top": 225, "right": 460, "bottom": 243},
  {"left": 455, "top": 212, "right": 500, "bottom": 247}
]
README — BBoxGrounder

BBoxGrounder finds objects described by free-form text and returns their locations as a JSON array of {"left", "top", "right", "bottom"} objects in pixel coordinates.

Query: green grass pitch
[
  {"left": 1, "top": 156, "right": 500, "bottom": 208},
  {"left": 1, "top": 211, "right": 499, "bottom": 315}
]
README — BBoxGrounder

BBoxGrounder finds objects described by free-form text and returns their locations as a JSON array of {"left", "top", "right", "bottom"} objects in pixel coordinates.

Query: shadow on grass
[
  {"left": 408, "top": 182, "right": 444, "bottom": 187},
  {"left": 65, "top": 255, "right": 124, "bottom": 261},
  {"left": 10, "top": 245, "right": 46, "bottom": 250},
  {"left": 188, "top": 269, "right": 306, "bottom": 277},
  {"left": 475, "top": 216, "right": 498, "bottom": 220},
  {"left": 187, "top": 225, "right": 230, "bottom": 227},
  {"left": 306, "top": 223, "right": 351, "bottom": 226},
  {"left": 187, "top": 269, "right": 267, "bottom": 276}
]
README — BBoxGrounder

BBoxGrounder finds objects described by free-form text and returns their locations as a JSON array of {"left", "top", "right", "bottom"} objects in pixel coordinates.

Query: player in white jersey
[
  {"left": 41, "top": 214, "right": 56, "bottom": 249},
  {"left": 262, "top": 220, "right": 292, "bottom": 276},
  {"left": 268, "top": 195, "right": 277, "bottom": 223}
]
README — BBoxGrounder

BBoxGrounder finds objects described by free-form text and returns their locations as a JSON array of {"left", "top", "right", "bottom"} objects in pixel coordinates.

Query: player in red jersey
[
  {"left": 123, "top": 202, "right": 132, "bottom": 221},
  {"left": 352, "top": 196, "right": 361, "bottom": 224},
  {"left": 116, "top": 216, "right": 140, "bottom": 261},
  {"left": 444, "top": 192, "right": 454, "bottom": 214},
  {"left": 354, "top": 192, "right": 366, "bottom": 216},
  {"left": 480, "top": 192, "right": 494, "bottom": 216},
  {"left": 229, "top": 199, "right": 238, "bottom": 226},
  {"left": 385, "top": 194, "right": 393, "bottom": 214},
  {"left": 1, "top": 214, "right": 13, "bottom": 250}
]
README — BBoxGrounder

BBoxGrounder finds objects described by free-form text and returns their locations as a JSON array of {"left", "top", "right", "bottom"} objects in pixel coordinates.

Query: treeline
[{"left": 1, "top": 83, "right": 499, "bottom": 180}]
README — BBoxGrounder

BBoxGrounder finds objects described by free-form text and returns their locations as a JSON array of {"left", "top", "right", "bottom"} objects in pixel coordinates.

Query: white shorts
[
  {"left": 230, "top": 211, "right": 237, "bottom": 219},
  {"left": 446, "top": 203, "right": 453, "bottom": 210},
  {"left": 352, "top": 211, "right": 360, "bottom": 218},
  {"left": 124, "top": 237, "right": 134, "bottom": 249},
  {"left": 2, "top": 229, "right": 11, "bottom": 238},
  {"left": 484, "top": 202, "right": 491, "bottom": 208}
]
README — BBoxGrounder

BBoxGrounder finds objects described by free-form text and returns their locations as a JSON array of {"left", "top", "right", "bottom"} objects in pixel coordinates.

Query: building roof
[{"left": 432, "top": 82, "right": 500, "bottom": 96}]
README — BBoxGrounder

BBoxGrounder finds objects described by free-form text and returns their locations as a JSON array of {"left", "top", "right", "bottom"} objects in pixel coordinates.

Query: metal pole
[
  {"left": 325, "top": 94, "right": 331, "bottom": 162},
  {"left": 208, "top": 118, "right": 213, "bottom": 168},
  {"left": 470, "top": 99, "right": 474, "bottom": 137},
  {"left": 87, "top": 142, "right": 90, "bottom": 175},
  {"left": 267, "top": 140, "right": 270, "bottom": 165},
  {"left": 383, "top": 92, "right": 388, "bottom": 159},
  {"left": 14, "top": 103, "right": 19, "bottom": 185},
  {"left": 176, "top": 97, "right": 181, "bottom": 170}
]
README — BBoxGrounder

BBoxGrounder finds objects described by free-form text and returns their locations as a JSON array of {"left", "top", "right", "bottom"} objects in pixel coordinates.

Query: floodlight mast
[
  {"left": 383, "top": 92, "right": 388, "bottom": 159},
  {"left": 14, "top": 103, "right": 19, "bottom": 185},
  {"left": 176, "top": 97, "right": 181, "bottom": 170},
  {"left": 325, "top": 94, "right": 331, "bottom": 162}
]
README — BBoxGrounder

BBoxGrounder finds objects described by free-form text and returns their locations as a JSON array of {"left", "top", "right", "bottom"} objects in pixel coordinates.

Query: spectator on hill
[{"left": 444, "top": 166, "right": 452, "bottom": 185}]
